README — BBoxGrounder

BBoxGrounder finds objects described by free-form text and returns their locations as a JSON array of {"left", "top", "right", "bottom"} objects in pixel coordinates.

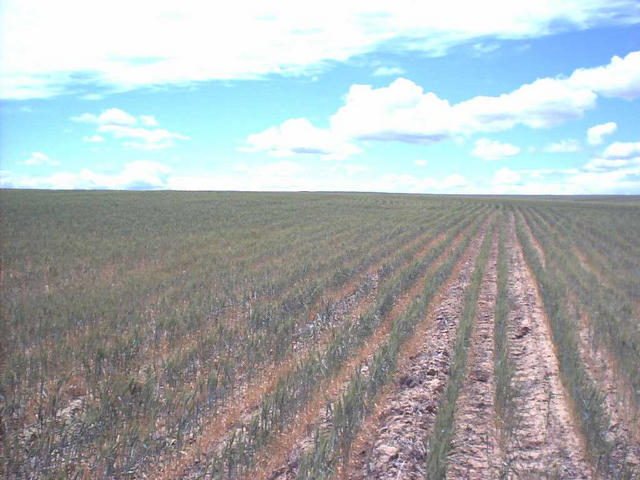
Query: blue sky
[{"left": 1, "top": 1, "right": 640, "bottom": 193}]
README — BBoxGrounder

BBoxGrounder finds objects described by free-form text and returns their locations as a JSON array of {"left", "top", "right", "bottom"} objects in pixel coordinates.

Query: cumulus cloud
[
  {"left": 569, "top": 51, "right": 640, "bottom": 100},
  {"left": 83, "top": 134, "right": 105, "bottom": 143},
  {"left": 246, "top": 51, "right": 639, "bottom": 158},
  {"left": 72, "top": 108, "right": 137, "bottom": 125},
  {"left": 454, "top": 77, "right": 596, "bottom": 132},
  {"left": 73, "top": 108, "right": 188, "bottom": 149},
  {"left": 583, "top": 157, "right": 638, "bottom": 171},
  {"left": 373, "top": 66, "right": 406, "bottom": 76},
  {"left": 6, "top": 161, "right": 171, "bottom": 190},
  {"left": 330, "top": 79, "right": 455, "bottom": 144},
  {"left": 472, "top": 138, "right": 520, "bottom": 160},
  {"left": 23, "top": 152, "right": 60, "bottom": 166},
  {"left": 566, "top": 166, "right": 640, "bottom": 193},
  {"left": 97, "top": 125, "right": 189, "bottom": 150},
  {"left": 543, "top": 139, "right": 581, "bottom": 153},
  {"left": 140, "top": 115, "right": 158, "bottom": 127},
  {"left": 587, "top": 121, "right": 617, "bottom": 145},
  {"left": 244, "top": 118, "right": 360, "bottom": 160},
  {"left": 336, "top": 164, "right": 368, "bottom": 174},
  {"left": 602, "top": 141, "right": 640, "bottom": 159},
  {"left": 493, "top": 167, "right": 521, "bottom": 184},
  {"left": 2, "top": 1, "right": 639, "bottom": 99},
  {"left": 442, "top": 173, "right": 467, "bottom": 189}
]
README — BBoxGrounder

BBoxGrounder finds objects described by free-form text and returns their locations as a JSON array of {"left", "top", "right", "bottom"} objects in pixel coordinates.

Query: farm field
[{"left": 1, "top": 191, "right": 639, "bottom": 479}]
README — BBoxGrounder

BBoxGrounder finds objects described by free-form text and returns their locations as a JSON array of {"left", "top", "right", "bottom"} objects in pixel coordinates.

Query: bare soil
[
  {"left": 518, "top": 212, "right": 546, "bottom": 269},
  {"left": 164, "top": 224, "right": 471, "bottom": 480},
  {"left": 446, "top": 233, "right": 501, "bottom": 479},
  {"left": 259, "top": 217, "right": 488, "bottom": 480},
  {"left": 503, "top": 215, "right": 592, "bottom": 479},
  {"left": 337, "top": 216, "right": 492, "bottom": 480},
  {"left": 574, "top": 302, "right": 640, "bottom": 474}
]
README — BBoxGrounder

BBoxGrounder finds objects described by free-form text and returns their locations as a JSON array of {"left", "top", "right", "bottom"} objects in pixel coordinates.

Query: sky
[{"left": 1, "top": 1, "right": 640, "bottom": 194}]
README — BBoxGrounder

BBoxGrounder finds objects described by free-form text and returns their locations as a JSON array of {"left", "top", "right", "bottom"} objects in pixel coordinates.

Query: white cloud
[
  {"left": 442, "top": 173, "right": 467, "bottom": 189},
  {"left": 569, "top": 51, "right": 640, "bottom": 100},
  {"left": 543, "top": 139, "right": 581, "bottom": 153},
  {"left": 6, "top": 161, "right": 171, "bottom": 190},
  {"left": 23, "top": 152, "right": 60, "bottom": 166},
  {"left": 587, "top": 121, "right": 617, "bottom": 145},
  {"left": 583, "top": 157, "right": 639, "bottom": 171},
  {"left": 83, "top": 134, "right": 105, "bottom": 143},
  {"left": 4, "top": 156, "right": 638, "bottom": 194},
  {"left": 140, "top": 115, "right": 158, "bottom": 126},
  {"left": 72, "top": 108, "right": 137, "bottom": 125},
  {"left": 493, "top": 167, "right": 521, "bottom": 184},
  {"left": 330, "top": 78, "right": 455, "bottom": 144},
  {"left": 602, "top": 141, "right": 640, "bottom": 159},
  {"left": 330, "top": 164, "right": 368, "bottom": 175},
  {"left": 97, "top": 124, "right": 189, "bottom": 150},
  {"left": 244, "top": 118, "right": 360, "bottom": 160},
  {"left": 373, "top": 66, "right": 405, "bottom": 76},
  {"left": 246, "top": 51, "right": 639, "bottom": 157},
  {"left": 372, "top": 173, "right": 467, "bottom": 193},
  {"left": 414, "top": 159, "right": 427, "bottom": 166},
  {"left": 472, "top": 42, "right": 500, "bottom": 55},
  {"left": 472, "top": 138, "right": 520, "bottom": 160},
  {"left": 235, "top": 160, "right": 304, "bottom": 178},
  {"left": 455, "top": 77, "right": 596, "bottom": 132},
  {"left": 73, "top": 108, "right": 188, "bottom": 149},
  {"left": 566, "top": 166, "right": 640, "bottom": 194},
  {"left": 2, "top": 1, "right": 639, "bottom": 99}
]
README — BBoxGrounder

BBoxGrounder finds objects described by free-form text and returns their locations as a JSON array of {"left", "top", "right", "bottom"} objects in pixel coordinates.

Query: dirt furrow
[
  {"left": 445, "top": 233, "right": 500, "bottom": 479},
  {"left": 338, "top": 216, "right": 492, "bottom": 480},
  {"left": 573, "top": 302, "right": 640, "bottom": 474},
  {"left": 523, "top": 209, "right": 639, "bottom": 474},
  {"left": 252, "top": 216, "right": 489, "bottom": 480},
  {"left": 156, "top": 224, "right": 464, "bottom": 480},
  {"left": 518, "top": 211, "right": 546, "bottom": 269},
  {"left": 156, "top": 276, "right": 379, "bottom": 480},
  {"left": 572, "top": 245, "right": 611, "bottom": 289},
  {"left": 504, "top": 214, "right": 592, "bottom": 479}
]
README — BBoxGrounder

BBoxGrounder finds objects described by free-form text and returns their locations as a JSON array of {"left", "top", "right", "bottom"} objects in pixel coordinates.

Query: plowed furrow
[
  {"left": 574, "top": 304, "right": 640, "bottom": 474},
  {"left": 340, "top": 217, "right": 492, "bottom": 480},
  {"left": 169, "top": 219, "right": 479, "bottom": 480},
  {"left": 255, "top": 216, "right": 489, "bottom": 480},
  {"left": 153, "top": 227, "right": 455, "bottom": 479},
  {"left": 519, "top": 211, "right": 546, "bottom": 269},
  {"left": 446, "top": 234, "right": 500, "bottom": 479},
  {"left": 505, "top": 215, "right": 592, "bottom": 479}
]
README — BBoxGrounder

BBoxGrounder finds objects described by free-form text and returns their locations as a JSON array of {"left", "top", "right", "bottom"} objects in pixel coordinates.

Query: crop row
[
  {"left": 292, "top": 213, "right": 491, "bottom": 478},
  {"left": 1, "top": 193, "right": 485, "bottom": 478}
]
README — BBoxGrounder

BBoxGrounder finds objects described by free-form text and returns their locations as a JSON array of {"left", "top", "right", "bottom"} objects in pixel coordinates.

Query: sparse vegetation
[{"left": 1, "top": 191, "right": 638, "bottom": 479}]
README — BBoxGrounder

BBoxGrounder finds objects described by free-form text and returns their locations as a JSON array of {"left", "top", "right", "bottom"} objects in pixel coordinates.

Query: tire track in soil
[
  {"left": 504, "top": 214, "right": 593, "bottom": 479},
  {"left": 252, "top": 215, "right": 491, "bottom": 480},
  {"left": 155, "top": 223, "right": 462, "bottom": 480},
  {"left": 445, "top": 232, "right": 500, "bottom": 479},
  {"left": 336, "top": 215, "right": 493, "bottom": 480}
]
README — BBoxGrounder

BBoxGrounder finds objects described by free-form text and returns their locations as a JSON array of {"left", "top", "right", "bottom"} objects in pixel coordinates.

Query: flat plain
[{"left": 1, "top": 191, "right": 639, "bottom": 479}]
